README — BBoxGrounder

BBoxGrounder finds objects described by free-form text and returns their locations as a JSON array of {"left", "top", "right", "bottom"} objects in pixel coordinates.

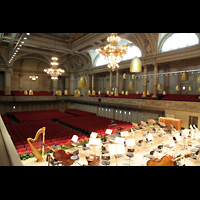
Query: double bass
[{"left": 42, "top": 143, "right": 74, "bottom": 166}]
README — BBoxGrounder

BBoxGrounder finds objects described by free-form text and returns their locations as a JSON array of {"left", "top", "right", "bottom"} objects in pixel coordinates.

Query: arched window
[
  {"left": 161, "top": 33, "right": 199, "bottom": 52},
  {"left": 95, "top": 45, "right": 142, "bottom": 67}
]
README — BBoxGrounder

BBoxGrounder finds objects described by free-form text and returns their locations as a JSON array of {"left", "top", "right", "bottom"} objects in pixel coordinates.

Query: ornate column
[
  {"left": 18, "top": 73, "right": 23, "bottom": 92},
  {"left": 92, "top": 74, "right": 94, "bottom": 91},
  {"left": 5, "top": 68, "right": 13, "bottom": 95},
  {"left": 153, "top": 63, "right": 158, "bottom": 97},
  {"left": 116, "top": 70, "right": 119, "bottom": 96},
  {"left": 65, "top": 73, "right": 70, "bottom": 91},
  {"left": 142, "top": 65, "right": 147, "bottom": 97},
  {"left": 52, "top": 79, "right": 58, "bottom": 96},
  {"left": 110, "top": 70, "right": 112, "bottom": 93},
  {"left": 36, "top": 78, "right": 39, "bottom": 92},
  {"left": 70, "top": 73, "right": 75, "bottom": 95},
  {"left": 164, "top": 66, "right": 169, "bottom": 94}
]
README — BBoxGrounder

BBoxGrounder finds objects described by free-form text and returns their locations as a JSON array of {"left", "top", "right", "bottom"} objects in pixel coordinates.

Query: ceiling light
[
  {"left": 96, "top": 33, "right": 129, "bottom": 71},
  {"left": 130, "top": 56, "right": 142, "bottom": 73}
]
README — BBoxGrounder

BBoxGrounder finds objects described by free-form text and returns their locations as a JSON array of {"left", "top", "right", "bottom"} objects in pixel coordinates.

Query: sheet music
[
  {"left": 120, "top": 131, "right": 129, "bottom": 137},
  {"left": 105, "top": 129, "right": 112, "bottom": 135},
  {"left": 126, "top": 138, "right": 136, "bottom": 146},
  {"left": 146, "top": 133, "right": 153, "bottom": 141},
  {"left": 89, "top": 138, "right": 101, "bottom": 146},
  {"left": 90, "top": 132, "right": 98, "bottom": 138},
  {"left": 71, "top": 135, "right": 78, "bottom": 142},
  {"left": 108, "top": 144, "right": 126, "bottom": 155},
  {"left": 115, "top": 137, "right": 125, "bottom": 144}
]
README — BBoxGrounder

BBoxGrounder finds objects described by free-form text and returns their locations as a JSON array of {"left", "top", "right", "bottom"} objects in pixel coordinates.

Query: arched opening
[{"left": 160, "top": 33, "right": 199, "bottom": 53}]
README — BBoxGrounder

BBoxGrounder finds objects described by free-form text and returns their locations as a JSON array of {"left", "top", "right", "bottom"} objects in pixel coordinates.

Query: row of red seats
[
  {"left": 89, "top": 93, "right": 108, "bottom": 97},
  {"left": 5, "top": 119, "right": 88, "bottom": 155},
  {"left": 64, "top": 109, "right": 96, "bottom": 116},
  {"left": 57, "top": 115, "right": 133, "bottom": 137},
  {"left": 1, "top": 115, "right": 11, "bottom": 124},
  {"left": 11, "top": 91, "right": 52, "bottom": 96},
  {"left": 7, "top": 109, "right": 74, "bottom": 122},
  {"left": 162, "top": 94, "right": 200, "bottom": 102}
]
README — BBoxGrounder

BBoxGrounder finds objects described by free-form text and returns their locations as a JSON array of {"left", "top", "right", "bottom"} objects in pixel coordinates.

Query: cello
[
  {"left": 146, "top": 153, "right": 194, "bottom": 166},
  {"left": 42, "top": 143, "right": 74, "bottom": 166}
]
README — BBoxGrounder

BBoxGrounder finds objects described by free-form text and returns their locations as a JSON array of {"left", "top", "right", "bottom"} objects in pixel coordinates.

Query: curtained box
[{"left": 159, "top": 117, "right": 182, "bottom": 130}]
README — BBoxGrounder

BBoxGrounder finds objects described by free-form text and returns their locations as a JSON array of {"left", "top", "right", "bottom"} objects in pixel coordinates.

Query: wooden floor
[{"left": 22, "top": 130, "right": 200, "bottom": 166}]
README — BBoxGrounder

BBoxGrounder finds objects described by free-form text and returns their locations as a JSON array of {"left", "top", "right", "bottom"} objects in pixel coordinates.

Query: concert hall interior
[{"left": 1, "top": 33, "right": 200, "bottom": 166}]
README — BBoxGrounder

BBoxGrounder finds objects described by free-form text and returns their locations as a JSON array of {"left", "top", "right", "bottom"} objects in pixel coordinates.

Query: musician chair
[
  {"left": 46, "top": 154, "right": 62, "bottom": 166},
  {"left": 126, "top": 149, "right": 134, "bottom": 166},
  {"left": 101, "top": 155, "right": 110, "bottom": 166}
]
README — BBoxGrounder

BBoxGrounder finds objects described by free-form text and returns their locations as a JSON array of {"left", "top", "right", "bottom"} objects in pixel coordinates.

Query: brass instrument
[{"left": 27, "top": 127, "right": 45, "bottom": 162}]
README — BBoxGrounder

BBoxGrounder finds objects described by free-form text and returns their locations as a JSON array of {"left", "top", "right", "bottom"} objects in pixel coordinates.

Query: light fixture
[
  {"left": 64, "top": 90, "right": 68, "bottom": 95},
  {"left": 176, "top": 85, "right": 180, "bottom": 91},
  {"left": 29, "top": 75, "right": 38, "bottom": 81},
  {"left": 24, "top": 90, "right": 28, "bottom": 95},
  {"left": 96, "top": 33, "right": 129, "bottom": 71},
  {"left": 188, "top": 86, "right": 193, "bottom": 91},
  {"left": 132, "top": 74, "right": 135, "bottom": 79},
  {"left": 130, "top": 57, "right": 142, "bottom": 73},
  {"left": 163, "top": 91, "right": 166, "bottom": 95},
  {"left": 123, "top": 73, "right": 127, "bottom": 79},
  {"left": 157, "top": 83, "right": 163, "bottom": 90},
  {"left": 44, "top": 56, "right": 65, "bottom": 80},
  {"left": 182, "top": 71, "right": 189, "bottom": 81},
  {"left": 74, "top": 89, "right": 80, "bottom": 97},
  {"left": 88, "top": 90, "right": 91, "bottom": 95},
  {"left": 78, "top": 76, "right": 87, "bottom": 88},
  {"left": 129, "top": 80, "right": 135, "bottom": 89},
  {"left": 29, "top": 90, "right": 33, "bottom": 95},
  {"left": 197, "top": 76, "right": 200, "bottom": 83},
  {"left": 147, "top": 90, "right": 150, "bottom": 95}
]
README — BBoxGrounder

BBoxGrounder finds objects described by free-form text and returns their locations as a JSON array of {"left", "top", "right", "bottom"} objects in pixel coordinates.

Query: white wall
[{"left": 69, "top": 103, "right": 160, "bottom": 124}]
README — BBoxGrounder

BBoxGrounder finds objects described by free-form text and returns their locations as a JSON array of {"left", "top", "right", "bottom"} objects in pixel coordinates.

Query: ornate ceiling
[
  {"left": 0, "top": 33, "right": 160, "bottom": 74},
  {"left": 0, "top": 33, "right": 159, "bottom": 59}
]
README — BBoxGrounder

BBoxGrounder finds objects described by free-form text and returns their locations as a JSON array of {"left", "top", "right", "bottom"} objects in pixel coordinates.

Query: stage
[{"left": 22, "top": 129, "right": 200, "bottom": 166}]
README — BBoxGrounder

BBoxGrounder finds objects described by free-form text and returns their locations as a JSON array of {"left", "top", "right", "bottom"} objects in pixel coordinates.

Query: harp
[{"left": 27, "top": 127, "right": 46, "bottom": 162}]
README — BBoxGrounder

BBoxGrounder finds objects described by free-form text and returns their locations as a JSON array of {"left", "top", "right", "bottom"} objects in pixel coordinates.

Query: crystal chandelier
[
  {"left": 44, "top": 56, "right": 65, "bottom": 80},
  {"left": 96, "top": 33, "right": 129, "bottom": 71}
]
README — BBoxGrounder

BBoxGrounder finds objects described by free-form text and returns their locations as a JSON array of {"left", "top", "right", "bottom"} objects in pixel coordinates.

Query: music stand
[{"left": 70, "top": 150, "right": 79, "bottom": 166}]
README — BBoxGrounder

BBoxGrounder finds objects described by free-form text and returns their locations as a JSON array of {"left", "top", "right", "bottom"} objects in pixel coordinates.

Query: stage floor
[{"left": 22, "top": 130, "right": 200, "bottom": 166}]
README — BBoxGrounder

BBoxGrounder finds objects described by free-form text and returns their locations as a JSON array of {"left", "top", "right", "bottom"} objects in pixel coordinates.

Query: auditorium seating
[
  {"left": 1, "top": 115, "right": 11, "bottom": 124},
  {"left": 64, "top": 109, "right": 96, "bottom": 116},
  {"left": 90, "top": 93, "right": 156, "bottom": 100},
  {"left": 161, "top": 94, "right": 200, "bottom": 102},
  {"left": 5, "top": 119, "right": 88, "bottom": 156},
  {"left": 57, "top": 115, "right": 133, "bottom": 137},
  {"left": 7, "top": 109, "right": 74, "bottom": 122},
  {"left": 11, "top": 91, "right": 52, "bottom": 96}
]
